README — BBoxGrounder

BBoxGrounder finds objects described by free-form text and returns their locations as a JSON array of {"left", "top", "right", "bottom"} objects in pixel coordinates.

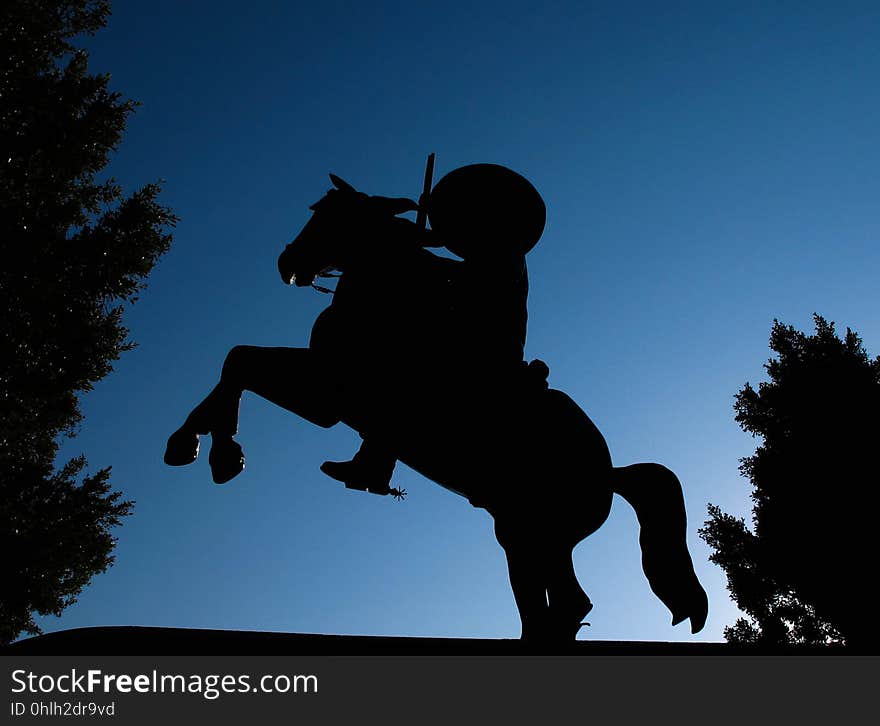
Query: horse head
[{"left": 278, "top": 175, "right": 418, "bottom": 287}]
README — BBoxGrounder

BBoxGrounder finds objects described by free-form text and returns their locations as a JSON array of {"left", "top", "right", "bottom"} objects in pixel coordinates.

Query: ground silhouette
[{"left": 5, "top": 626, "right": 856, "bottom": 656}]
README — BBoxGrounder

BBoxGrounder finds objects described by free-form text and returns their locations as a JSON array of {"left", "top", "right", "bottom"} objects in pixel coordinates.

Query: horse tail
[{"left": 611, "top": 463, "right": 708, "bottom": 634}]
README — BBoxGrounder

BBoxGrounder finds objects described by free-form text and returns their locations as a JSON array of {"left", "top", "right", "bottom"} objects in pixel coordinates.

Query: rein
[{"left": 311, "top": 268, "right": 341, "bottom": 295}]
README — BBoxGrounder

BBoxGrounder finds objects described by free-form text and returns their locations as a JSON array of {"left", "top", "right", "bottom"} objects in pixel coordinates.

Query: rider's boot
[{"left": 320, "top": 439, "right": 397, "bottom": 496}]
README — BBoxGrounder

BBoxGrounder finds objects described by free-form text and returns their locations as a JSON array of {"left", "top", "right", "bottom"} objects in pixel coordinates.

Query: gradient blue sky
[{"left": 36, "top": 0, "right": 880, "bottom": 642}]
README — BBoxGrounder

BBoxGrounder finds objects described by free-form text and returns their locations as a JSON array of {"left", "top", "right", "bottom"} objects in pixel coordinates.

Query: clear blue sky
[{"left": 38, "top": 0, "right": 880, "bottom": 642}]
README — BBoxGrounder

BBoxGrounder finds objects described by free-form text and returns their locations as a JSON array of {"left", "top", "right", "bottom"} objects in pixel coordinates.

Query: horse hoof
[
  {"left": 569, "top": 601, "right": 594, "bottom": 639},
  {"left": 209, "top": 438, "right": 245, "bottom": 484},
  {"left": 164, "top": 428, "right": 199, "bottom": 466}
]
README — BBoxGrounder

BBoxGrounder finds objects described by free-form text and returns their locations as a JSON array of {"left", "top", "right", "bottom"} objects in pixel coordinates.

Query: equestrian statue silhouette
[{"left": 164, "top": 157, "right": 709, "bottom": 642}]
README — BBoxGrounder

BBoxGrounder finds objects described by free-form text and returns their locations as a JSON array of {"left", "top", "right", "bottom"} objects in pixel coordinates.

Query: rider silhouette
[{"left": 319, "top": 164, "right": 548, "bottom": 497}]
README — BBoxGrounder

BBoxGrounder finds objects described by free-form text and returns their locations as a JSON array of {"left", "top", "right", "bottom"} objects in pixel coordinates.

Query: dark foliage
[
  {"left": 700, "top": 315, "right": 880, "bottom": 646},
  {"left": 1, "top": 0, "right": 176, "bottom": 643}
]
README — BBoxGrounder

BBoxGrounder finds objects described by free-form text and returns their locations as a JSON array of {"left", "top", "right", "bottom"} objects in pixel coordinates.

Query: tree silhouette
[
  {"left": 700, "top": 315, "right": 880, "bottom": 647},
  {"left": 1, "top": 0, "right": 175, "bottom": 643}
]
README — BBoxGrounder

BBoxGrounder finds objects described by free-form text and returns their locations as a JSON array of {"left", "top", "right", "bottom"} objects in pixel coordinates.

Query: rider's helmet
[{"left": 426, "top": 164, "right": 546, "bottom": 260}]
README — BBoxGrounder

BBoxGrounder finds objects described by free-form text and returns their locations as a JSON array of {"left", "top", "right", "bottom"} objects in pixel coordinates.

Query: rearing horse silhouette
[{"left": 165, "top": 174, "right": 709, "bottom": 642}]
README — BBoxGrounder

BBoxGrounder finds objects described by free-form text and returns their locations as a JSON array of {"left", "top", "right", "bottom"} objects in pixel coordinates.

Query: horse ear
[{"left": 329, "top": 174, "right": 356, "bottom": 192}]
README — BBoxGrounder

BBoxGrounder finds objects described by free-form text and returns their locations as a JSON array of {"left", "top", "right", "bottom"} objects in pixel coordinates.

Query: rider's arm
[{"left": 387, "top": 216, "right": 444, "bottom": 248}]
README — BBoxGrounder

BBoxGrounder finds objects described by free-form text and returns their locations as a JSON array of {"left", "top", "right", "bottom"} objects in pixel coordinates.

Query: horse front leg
[{"left": 164, "top": 346, "right": 340, "bottom": 483}]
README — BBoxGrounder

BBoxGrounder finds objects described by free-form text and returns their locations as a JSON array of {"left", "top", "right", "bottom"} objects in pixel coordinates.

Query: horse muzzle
[
  {"left": 291, "top": 273, "right": 315, "bottom": 287},
  {"left": 279, "top": 267, "right": 316, "bottom": 288},
  {"left": 278, "top": 250, "right": 314, "bottom": 287}
]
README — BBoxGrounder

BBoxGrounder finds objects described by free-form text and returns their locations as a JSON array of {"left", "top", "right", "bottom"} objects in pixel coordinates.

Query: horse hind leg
[
  {"left": 494, "top": 518, "right": 552, "bottom": 641},
  {"left": 540, "top": 481, "right": 614, "bottom": 640},
  {"left": 546, "top": 547, "right": 593, "bottom": 640},
  {"left": 495, "top": 517, "right": 593, "bottom": 643}
]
